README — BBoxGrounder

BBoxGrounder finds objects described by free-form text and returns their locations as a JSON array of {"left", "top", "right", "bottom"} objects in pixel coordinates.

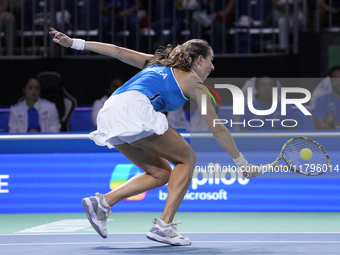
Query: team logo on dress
[{"left": 196, "top": 82, "right": 223, "bottom": 106}]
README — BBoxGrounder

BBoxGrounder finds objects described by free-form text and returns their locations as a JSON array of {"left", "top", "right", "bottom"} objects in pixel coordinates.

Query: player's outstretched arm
[
  {"left": 49, "top": 27, "right": 153, "bottom": 69},
  {"left": 193, "top": 78, "right": 261, "bottom": 178}
]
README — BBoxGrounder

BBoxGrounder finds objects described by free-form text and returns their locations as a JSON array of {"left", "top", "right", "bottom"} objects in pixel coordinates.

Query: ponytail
[{"left": 144, "top": 39, "right": 211, "bottom": 72}]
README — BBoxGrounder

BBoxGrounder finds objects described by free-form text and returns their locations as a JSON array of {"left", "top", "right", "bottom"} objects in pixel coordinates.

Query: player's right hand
[
  {"left": 242, "top": 164, "right": 261, "bottom": 179},
  {"left": 49, "top": 27, "right": 73, "bottom": 48}
]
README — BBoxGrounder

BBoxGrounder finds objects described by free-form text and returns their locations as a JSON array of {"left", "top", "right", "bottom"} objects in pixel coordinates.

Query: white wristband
[
  {"left": 233, "top": 153, "right": 248, "bottom": 168},
  {"left": 71, "top": 38, "right": 85, "bottom": 50}
]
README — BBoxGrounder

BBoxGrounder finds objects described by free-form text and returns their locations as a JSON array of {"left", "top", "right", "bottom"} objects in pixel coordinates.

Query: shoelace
[
  {"left": 169, "top": 221, "right": 182, "bottom": 234},
  {"left": 153, "top": 218, "right": 182, "bottom": 234}
]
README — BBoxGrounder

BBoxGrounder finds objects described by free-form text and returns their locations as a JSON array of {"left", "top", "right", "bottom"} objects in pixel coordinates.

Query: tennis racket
[{"left": 243, "top": 137, "right": 331, "bottom": 178}]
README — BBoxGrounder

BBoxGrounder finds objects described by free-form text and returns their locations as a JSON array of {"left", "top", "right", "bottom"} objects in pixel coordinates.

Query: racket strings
[{"left": 283, "top": 139, "right": 328, "bottom": 173}]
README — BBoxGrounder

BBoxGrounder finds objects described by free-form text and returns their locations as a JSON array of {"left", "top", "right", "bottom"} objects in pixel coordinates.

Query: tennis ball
[{"left": 300, "top": 148, "right": 312, "bottom": 160}]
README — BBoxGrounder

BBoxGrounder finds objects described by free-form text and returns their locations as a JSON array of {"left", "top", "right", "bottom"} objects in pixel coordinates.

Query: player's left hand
[{"left": 49, "top": 27, "right": 73, "bottom": 48}]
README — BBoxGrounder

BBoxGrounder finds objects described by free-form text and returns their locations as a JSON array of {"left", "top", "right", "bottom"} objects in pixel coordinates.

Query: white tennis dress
[{"left": 89, "top": 65, "right": 188, "bottom": 148}]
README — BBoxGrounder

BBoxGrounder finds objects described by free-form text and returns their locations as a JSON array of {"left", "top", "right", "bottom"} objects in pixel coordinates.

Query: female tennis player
[{"left": 50, "top": 27, "right": 260, "bottom": 246}]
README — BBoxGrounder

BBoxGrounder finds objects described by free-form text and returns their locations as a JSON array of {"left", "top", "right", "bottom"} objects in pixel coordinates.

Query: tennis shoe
[
  {"left": 82, "top": 193, "right": 111, "bottom": 238},
  {"left": 146, "top": 218, "right": 191, "bottom": 246}
]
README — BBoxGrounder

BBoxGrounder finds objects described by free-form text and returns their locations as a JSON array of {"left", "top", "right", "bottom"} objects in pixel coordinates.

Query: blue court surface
[
  {"left": 1, "top": 230, "right": 340, "bottom": 255},
  {"left": 1, "top": 211, "right": 340, "bottom": 255}
]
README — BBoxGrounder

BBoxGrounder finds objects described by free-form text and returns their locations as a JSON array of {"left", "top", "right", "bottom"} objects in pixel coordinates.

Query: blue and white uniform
[{"left": 89, "top": 65, "right": 189, "bottom": 147}]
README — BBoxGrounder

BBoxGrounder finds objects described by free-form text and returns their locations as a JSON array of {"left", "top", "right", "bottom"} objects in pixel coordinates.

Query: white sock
[
  {"left": 101, "top": 196, "right": 111, "bottom": 209},
  {"left": 158, "top": 219, "right": 170, "bottom": 227}
]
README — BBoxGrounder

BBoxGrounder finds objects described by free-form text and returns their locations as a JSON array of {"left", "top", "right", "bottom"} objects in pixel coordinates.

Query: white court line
[
  {"left": 1, "top": 241, "right": 340, "bottom": 246},
  {"left": 1, "top": 232, "right": 340, "bottom": 236},
  {"left": 0, "top": 132, "right": 339, "bottom": 140}
]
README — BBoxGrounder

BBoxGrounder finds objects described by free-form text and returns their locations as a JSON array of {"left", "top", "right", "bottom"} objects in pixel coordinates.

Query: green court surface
[{"left": 1, "top": 212, "right": 339, "bottom": 235}]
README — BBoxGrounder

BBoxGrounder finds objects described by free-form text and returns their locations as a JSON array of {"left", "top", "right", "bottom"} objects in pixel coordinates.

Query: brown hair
[{"left": 144, "top": 39, "right": 212, "bottom": 72}]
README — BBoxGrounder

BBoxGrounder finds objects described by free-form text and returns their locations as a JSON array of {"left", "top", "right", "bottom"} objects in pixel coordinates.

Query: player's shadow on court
[{"left": 93, "top": 246, "right": 226, "bottom": 254}]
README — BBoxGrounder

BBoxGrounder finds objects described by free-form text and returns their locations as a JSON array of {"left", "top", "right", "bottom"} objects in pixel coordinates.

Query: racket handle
[
  {"left": 242, "top": 164, "right": 272, "bottom": 178},
  {"left": 243, "top": 172, "right": 249, "bottom": 178}
]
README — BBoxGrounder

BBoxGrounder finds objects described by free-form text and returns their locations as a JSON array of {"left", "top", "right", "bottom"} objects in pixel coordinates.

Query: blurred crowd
[
  {"left": 1, "top": 0, "right": 339, "bottom": 133},
  {"left": 0, "top": 67, "right": 339, "bottom": 133},
  {"left": 2, "top": 0, "right": 340, "bottom": 56}
]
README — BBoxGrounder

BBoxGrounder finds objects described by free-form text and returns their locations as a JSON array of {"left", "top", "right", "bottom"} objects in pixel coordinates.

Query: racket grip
[
  {"left": 243, "top": 171, "right": 249, "bottom": 178},
  {"left": 242, "top": 164, "right": 271, "bottom": 178}
]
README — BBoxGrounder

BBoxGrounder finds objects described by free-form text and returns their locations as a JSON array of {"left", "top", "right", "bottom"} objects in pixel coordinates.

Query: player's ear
[{"left": 197, "top": 55, "right": 203, "bottom": 66}]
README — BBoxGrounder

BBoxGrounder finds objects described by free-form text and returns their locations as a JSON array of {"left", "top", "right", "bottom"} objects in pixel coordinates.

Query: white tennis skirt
[{"left": 89, "top": 91, "right": 169, "bottom": 148}]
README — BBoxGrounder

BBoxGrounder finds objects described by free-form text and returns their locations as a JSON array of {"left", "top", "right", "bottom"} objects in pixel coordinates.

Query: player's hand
[
  {"left": 242, "top": 164, "right": 261, "bottom": 179},
  {"left": 49, "top": 27, "right": 73, "bottom": 48}
]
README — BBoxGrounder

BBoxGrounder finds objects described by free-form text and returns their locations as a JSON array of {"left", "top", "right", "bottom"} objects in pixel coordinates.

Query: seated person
[
  {"left": 9, "top": 78, "right": 61, "bottom": 133},
  {"left": 91, "top": 76, "right": 124, "bottom": 129},
  {"left": 242, "top": 76, "right": 281, "bottom": 101},
  {"left": 241, "top": 76, "right": 294, "bottom": 130},
  {"left": 167, "top": 99, "right": 210, "bottom": 131},
  {"left": 314, "top": 67, "right": 340, "bottom": 129},
  {"left": 310, "top": 66, "right": 340, "bottom": 112}
]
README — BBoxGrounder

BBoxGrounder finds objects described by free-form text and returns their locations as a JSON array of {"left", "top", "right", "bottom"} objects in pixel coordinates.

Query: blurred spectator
[
  {"left": 8, "top": 78, "right": 61, "bottom": 133},
  {"left": 54, "top": 0, "right": 75, "bottom": 30},
  {"left": 271, "top": 0, "right": 306, "bottom": 53},
  {"left": 312, "top": 0, "right": 340, "bottom": 31},
  {"left": 167, "top": 99, "right": 210, "bottom": 131},
  {"left": 242, "top": 76, "right": 282, "bottom": 102},
  {"left": 151, "top": 0, "right": 195, "bottom": 46},
  {"left": 191, "top": 0, "right": 235, "bottom": 53},
  {"left": 233, "top": 0, "right": 272, "bottom": 53},
  {"left": 309, "top": 66, "right": 339, "bottom": 113},
  {"left": 313, "top": 66, "right": 340, "bottom": 129},
  {"left": 1, "top": 0, "right": 17, "bottom": 56},
  {"left": 91, "top": 76, "right": 124, "bottom": 129},
  {"left": 100, "top": 0, "right": 139, "bottom": 49},
  {"left": 241, "top": 76, "right": 295, "bottom": 130}
]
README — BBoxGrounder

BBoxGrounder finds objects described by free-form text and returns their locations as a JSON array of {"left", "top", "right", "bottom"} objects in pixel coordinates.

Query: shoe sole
[
  {"left": 82, "top": 198, "right": 107, "bottom": 239},
  {"left": 146, "top": 232, "right": 191, "bottom": 246}
]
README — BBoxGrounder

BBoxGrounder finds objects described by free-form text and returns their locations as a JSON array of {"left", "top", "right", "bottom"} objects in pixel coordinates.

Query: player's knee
[
  {"left": 190, "top": 148, "right": 197, "bottom": 168},
  {"left": 157, "top": 169, "right": 171, "bottom": 186}
]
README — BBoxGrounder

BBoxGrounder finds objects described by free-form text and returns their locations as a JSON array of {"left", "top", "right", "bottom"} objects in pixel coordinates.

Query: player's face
[
  {"left": 330, "top": 70, "right": 340, "bottom": 95},
  {"left": 24, "top": 79, "right": 41, "bottom": 102},
  {"left": 196, "top": 49, "right": 215, "bottom": 81}
]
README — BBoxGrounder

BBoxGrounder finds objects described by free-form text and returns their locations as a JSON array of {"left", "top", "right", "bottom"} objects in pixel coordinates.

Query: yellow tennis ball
[{"left": 300, "top": 148, "right": 312, "bottom": 160}]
